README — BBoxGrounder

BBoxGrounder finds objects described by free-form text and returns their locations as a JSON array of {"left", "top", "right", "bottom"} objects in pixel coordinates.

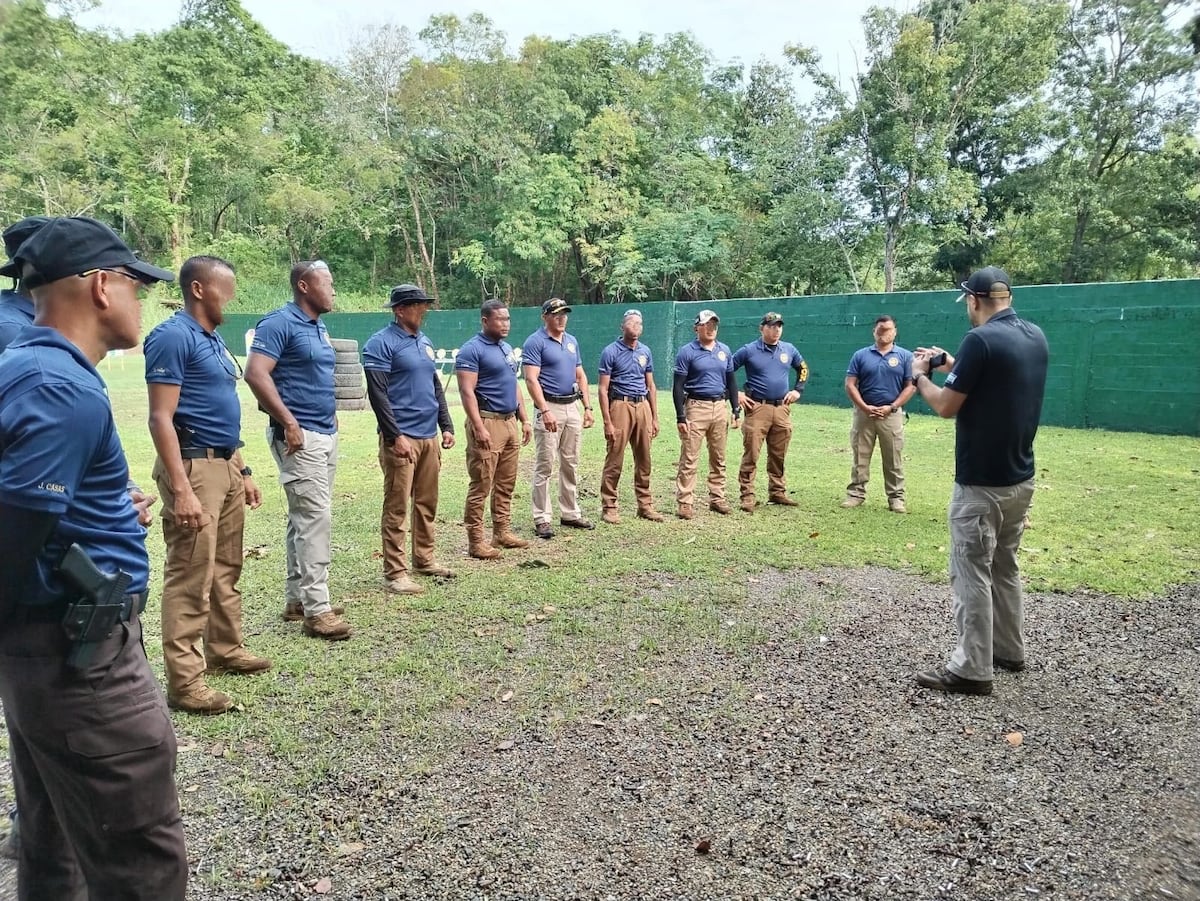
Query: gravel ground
[{"left": 2, "top": 567, "right": 1197, "bottom": 900}]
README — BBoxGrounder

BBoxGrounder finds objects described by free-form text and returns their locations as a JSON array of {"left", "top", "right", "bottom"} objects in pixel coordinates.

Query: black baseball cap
[
  {"left": 958, "top": 266, "right": 1011, "bottom": 302},
  {"left": 0, "top": 216, "right": 53, "bottom": 278},
  {"left": 542, "top": 298, "right": 572, "bottom": 315},
  {"left": 761, "top": 311, "right": 784, "bottom": 326},
  {"left": 386, "top": 283, "right": 433, "bottom": 307},
  {"left": 13, "top": 217, "right": 174, "bottom": 288}
]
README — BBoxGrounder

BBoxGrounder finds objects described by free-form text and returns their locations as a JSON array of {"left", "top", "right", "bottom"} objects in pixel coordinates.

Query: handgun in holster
[{"left": 56, "top": 543, "right": 132, "bottom": 672}]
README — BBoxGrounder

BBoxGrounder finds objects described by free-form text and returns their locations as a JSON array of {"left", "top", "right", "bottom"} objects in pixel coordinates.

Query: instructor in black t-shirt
[{"left": 908, "top": 266, "right": 1049, "bottom": 696}]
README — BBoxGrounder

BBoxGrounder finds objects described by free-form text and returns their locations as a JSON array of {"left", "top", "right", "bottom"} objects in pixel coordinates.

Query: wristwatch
[{"left": 240, "top": 466, "right": 252, "bottom": 477}]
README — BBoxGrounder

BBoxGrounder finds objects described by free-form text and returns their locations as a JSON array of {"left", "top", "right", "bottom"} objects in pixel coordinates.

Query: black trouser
[{"left": 0, "top": 615, "right": 187, "bottom": 901}]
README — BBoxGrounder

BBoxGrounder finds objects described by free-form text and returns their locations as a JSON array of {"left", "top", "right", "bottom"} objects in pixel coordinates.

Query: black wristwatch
[{"left": 240, "top": 466, "right": 252, "bottom": 477}]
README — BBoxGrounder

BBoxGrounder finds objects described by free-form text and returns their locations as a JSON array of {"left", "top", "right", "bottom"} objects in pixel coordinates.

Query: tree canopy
[{"left": 1, "top": 0, "right": 1196, "bottom": 309}]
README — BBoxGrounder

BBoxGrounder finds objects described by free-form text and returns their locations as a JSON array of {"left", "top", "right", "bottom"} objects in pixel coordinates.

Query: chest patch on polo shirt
[
  {"left": 638, "top": 354, "right": 647, "bottom": 367},
  {"left": 888, "top": 356, "right": 898, "bottom": 367},
  {"left": 425, "top": 345, "right": 436, "bottom": 359},
  {"left": 717, "top": 351, "right": 727, "bottom": 362},
  {"left": 780, "top": 353, "right": 789, "bottom": 364},
  {"left": 567, "top": 342, "right": 576, "bottom": 353}
]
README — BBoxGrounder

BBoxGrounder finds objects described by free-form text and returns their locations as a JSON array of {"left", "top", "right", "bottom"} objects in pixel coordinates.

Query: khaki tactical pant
[
  {"left": 154, "top": 454, "right": 249, "bottom": 696},
  {"left": 601, "top": 399, "right": 654, "bottom": 514},
  {"left": 379, "top": 435, "right": 442, "bottom": 579},
  {"left": 738, "top": 402, "right": 792, "bottom": 502},
  {"left": 675, "top": 399, "right": 729, "bottom": 506},
  {"left": 847, "top": 407, "right": 905, "bottom": 502},
  {"left": 464, "top": 415, "right": 521, "bottom": 541},
  {"left": 532, "top": 400, "right": 583, "bottom": 524}
]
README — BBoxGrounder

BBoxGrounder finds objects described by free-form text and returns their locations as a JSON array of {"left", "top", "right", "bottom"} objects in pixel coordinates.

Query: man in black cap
[
  {"left": 521, "top": 297, "right": 595, "bottom": 538},
  {"left": 363, "top": 284, "right": 457, "bottom": 595},
  {"left": 0, "top": 216, "right": 51, "bottom": 351},
  {"left": 910, "top": 266, "right": 1049, "bottom": 696},
  {"left": 0, "top": 217, "right": 187, "bottom": 898}
]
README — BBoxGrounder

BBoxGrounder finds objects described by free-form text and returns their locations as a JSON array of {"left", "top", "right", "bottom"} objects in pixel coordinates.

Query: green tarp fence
[{"left": 218, "top": 278, "right": 1200, "bottom": 436}]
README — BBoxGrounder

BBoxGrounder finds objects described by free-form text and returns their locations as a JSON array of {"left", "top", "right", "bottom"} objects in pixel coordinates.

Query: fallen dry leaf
[
  {"left": 905, "top": 542, "right": 916, "bottom": 550},
  {"left": 542, "top": 604, "right": 557, "bottom": 614},
  {"left": 243, "top": 544, "right": 270, "bottom": 559},
  {"left": 696, "top": 837, "right": 712, "bottom": 854},
  {"left": 645, "top": 698, "right": 663, "bottom": 707},
  {"left": 499, "top": 689, "right": 514, "bottom": 703},
  {"left": 1005, "top": 731, "right": 1024, "bottom": 747},
  {"left": 183, "top": 784, "right": 200, "bottom": 793},
  {"left": 314, "top": 876, "right": 333, "bottom": 894},
  {"left": 809, "top": 531, "right": 820, "bottom": 539},
  {"left": 210, "top": 743, "right": 225, "bottom": 758},
  {"left": 336, "top": 843, "right": 364, "bottom": 857},
  {"left": 495, "top": 739, "right": 516, "bottom": 752}
]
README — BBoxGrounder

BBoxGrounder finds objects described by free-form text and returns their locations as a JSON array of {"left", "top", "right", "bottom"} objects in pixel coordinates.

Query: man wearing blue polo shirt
[
  {"left": 145, "top": 256, "right": 271, "bottom": 715},
  {"left": 732, "top": 311, "right": 809, "bottom": 512},
  {"left": 363, "top": 284, "right": 457, "bottom": 594},
  {"left": 842, "top": 315, "right": 915, "bottom": 513},
  {"left": 673, "top": 309, "right": 740, "bottom": 519},
  {"left": 455, "top": 299, "right": 533, "bottom": 559},
  {"left": 597, "top": 309, "right": 663, "bottom": 524},
  {"left": 0, "top": 217, "right": 50, "bottom": 351},
  {"left": 0, "top": 216, "right": 187, "bottom": 898},
  {"left": 522, "top": 298, "right": 595, "bottom": 539},
  {"left": 911, "top": 266, "right": 1049, "bottom": 696},
  {"left": 245, "top": 260, "right": 351, "bottom": 640}
]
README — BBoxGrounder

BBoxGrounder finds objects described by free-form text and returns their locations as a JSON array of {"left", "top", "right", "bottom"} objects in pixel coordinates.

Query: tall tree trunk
[
  {"left": 405, "top": 177, "right": 439, "bottom": 302},
  {"left": 1064, "top": 202, "right": 1091, "bottom": 283}
]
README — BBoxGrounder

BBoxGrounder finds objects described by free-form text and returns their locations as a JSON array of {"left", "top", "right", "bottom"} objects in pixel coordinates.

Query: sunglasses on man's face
[
  {"left": 79, "top": 267, "right": 152, "bottom": 297},
  {"left": 297, "top": 260, "right": 330, "bottom": 281}
]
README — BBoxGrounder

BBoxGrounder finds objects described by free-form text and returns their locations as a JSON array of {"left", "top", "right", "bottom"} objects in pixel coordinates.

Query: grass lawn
[
  {"left": 81, "top": 354, "right": 1198, "bottom": 751},
  {"left": 4, "top": 355, "right": 1195, "bottom": 896}
]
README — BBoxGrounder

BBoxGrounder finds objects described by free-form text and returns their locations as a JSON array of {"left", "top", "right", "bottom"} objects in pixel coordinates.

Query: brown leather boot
[
  {"left": 493, "top": 529, "right": 531, "bottom": 549},
  {"left": 168, "top": 685, "right": 234, "bottom": 716},
  {"left": 205, "top": 651, "right": 272, "bottom": 676}
]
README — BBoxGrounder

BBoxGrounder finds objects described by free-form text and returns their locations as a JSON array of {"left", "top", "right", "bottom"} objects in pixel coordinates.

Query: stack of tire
[{"left": 331, "top": 337, "right": 367, "bottom": 412}]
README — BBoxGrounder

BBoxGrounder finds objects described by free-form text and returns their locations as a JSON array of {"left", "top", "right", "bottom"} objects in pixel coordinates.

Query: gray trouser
[
  {"left": 268, "top": 428, "right": 337, "bottom": 617},
  {"left": 946, "top": 479, "right": 1036, "bottom": 680}
]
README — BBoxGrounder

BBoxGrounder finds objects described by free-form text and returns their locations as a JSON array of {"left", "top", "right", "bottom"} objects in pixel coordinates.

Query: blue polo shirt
[
  {"left": 249, "top": 302, "right": 336, "bottom": 434},
  {"left": 144, "top": 311, "right": 242, "bottom": 448},
  {"left": 674, "top": 339, "right": 733, "bottom": 395},
  {"left": 946, "top": 308, "right": 1049, "bottom": 487},
  {"left": 0, "top": 328, "right": 149, "bottom": 602},
  {"left": 846, "top": 344, "right": 913, "bottom": 406},
  {"left": 455, "top": 332, "right": 520, "bottom": 413},
  {"left": 522, "top": 328, "right": 582, "bottom": 396},
  {"left": 0, "top": 289, "right": 35, "bottom": 351},
  {"left": 362, "top": 323, "right": 440, "bottom": 439},
  {"left": 598, "top": 339, "right": 654, "bottom": 397},
  {"left": 733, "top": 339, "right": 808, "bottom": 400}
]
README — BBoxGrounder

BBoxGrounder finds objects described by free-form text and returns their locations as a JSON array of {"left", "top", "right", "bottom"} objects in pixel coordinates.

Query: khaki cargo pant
[
  {"left": 532, "top": 400, "right": 583, "bottom": 524},
  {"left": 846, "top": 407, "right": 905, "bottom": 502},
  {"left": 738, "top": 402, "right": 792, "bottom": 502},
  {"left": 379, "top": 435, "right": 442, "bottom": 579},
  {"left": 153, "top": 454, "right": 249, "bottom": 696},
  {"left": 464, "top": 414, "right": 521, "bottom": 541},
  {"left": 268, "top": 428, "right": 338, "bottom": 617},
  {"left": 601, "top": 399, "right": 654, "bottom": 514},
  {"left": 675, "top": 399, "right": 729, "bottom": 507}
]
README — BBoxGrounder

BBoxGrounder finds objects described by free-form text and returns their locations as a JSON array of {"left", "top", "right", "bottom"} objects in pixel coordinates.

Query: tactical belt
[
  {"left": 610, "top": 394, "right": 646, "bottom": 403},
  {"left": 687, "top": 393, "right": 725, "bottom": 402},
  {"left": 13, "top": 591, "right": 149, "bottom": 625},
  {"left": 479, "top": 410, "right": 516, "bottom": 421},
  {"left": 544, "top": 393, "right": 580, "bottom": 404},
  {"left": 181, "top": 447, "right": 236, "bottom": 460},
  {"left": 749, "top": 394, "right": 786, "bottom": 406}
]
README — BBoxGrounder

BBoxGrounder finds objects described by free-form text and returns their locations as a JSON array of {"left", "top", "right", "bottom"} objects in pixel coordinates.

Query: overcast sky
[{"left": 75, "top": 0, "right": 907, "bottom": 83}]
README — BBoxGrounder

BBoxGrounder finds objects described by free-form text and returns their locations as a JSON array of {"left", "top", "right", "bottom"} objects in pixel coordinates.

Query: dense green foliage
[{"left": 1, "top": 0, "right": 1197, "bottom": 309}]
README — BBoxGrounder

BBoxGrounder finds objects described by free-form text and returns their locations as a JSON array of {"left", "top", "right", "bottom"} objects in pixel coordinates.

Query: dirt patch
[{"left": 3, "top": 568, "right": 1198, "bottom": 900}]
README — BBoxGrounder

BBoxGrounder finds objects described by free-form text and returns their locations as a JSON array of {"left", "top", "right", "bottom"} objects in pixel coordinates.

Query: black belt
[
  {"left": 749, "top": 394, "right": 786, "bottom": 406},
  {"left": 544, "top": 393, "right": 579, "bottom": 404},
  {"left": 181, "top": 446, "right": 236, "bottom": 460},
  {"left": 13, "top": 592, "right": 149, "bottom": 625},
  {"left": 610, "top": 394, "right": 646, "bottom": 403},
  {"left": 687, "top": 393, "right": 725, "bottom": 402}
]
